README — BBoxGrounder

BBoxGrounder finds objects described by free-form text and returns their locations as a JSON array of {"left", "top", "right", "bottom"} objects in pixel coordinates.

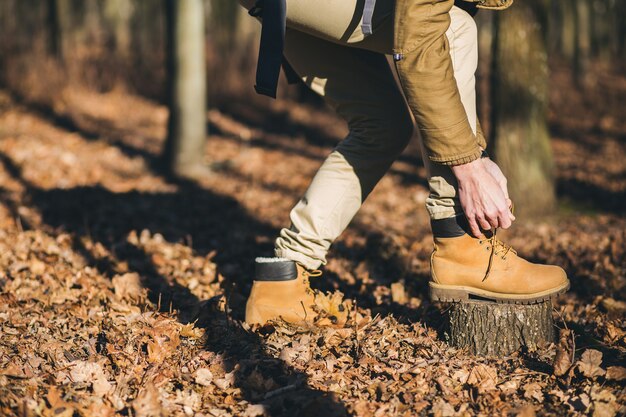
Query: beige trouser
[{"left": 245, "top": 0, "right": 480, "bottom": 269}]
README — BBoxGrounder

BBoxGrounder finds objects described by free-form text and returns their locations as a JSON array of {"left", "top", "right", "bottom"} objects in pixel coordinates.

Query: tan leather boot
[
  {"left": 245, "top": 258, "right": 320, "bottom": 325},
  {"left": 429, "top": 217, "right": 569, "bottom": 303}
]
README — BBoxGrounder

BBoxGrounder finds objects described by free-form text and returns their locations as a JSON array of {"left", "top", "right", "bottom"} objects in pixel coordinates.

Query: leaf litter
[{"left": 0, "top": 76, "right": 624, "bottom": 416}]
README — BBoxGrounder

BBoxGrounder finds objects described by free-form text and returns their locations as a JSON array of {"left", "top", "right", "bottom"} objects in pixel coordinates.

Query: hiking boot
[
  {"left": 245, "top": 258, "right": 320, "bottom": 325},
  {"left": 429, "top": 216, "right": 569, "bottom": 304}
]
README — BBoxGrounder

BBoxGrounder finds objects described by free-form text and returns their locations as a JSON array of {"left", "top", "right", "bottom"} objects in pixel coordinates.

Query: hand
[
  {"left": 451, "top": 158, "right": 515, "bottom": 237},
  {"left": 481, "top": 157, "right": 514, "bottom": 211}
]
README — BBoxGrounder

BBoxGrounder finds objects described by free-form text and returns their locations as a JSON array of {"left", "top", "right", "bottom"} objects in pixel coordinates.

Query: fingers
[
  {"left": 498, "top": 209, "right": 512, "bottom": 229},
  {"left": 477, "top": 213, "right": 495, "bottom": 231},
  {"left": 467, "top": 215, "right": 483, "bottom": 238},
  {"left": 499, "top": 178, "right": 509, "bottom": 200},
  {"left": 481, "top": 198, "right": 516, "bottom": 230},
  {"left": 455, "top": 161, "right": 518, "bottom": 236},
  {"left": 506, "top": 198, "right": 516, "bottom": 220}
]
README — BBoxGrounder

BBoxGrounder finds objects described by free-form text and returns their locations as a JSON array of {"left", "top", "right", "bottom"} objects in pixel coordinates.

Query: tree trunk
[
  {"left": 490, "top": 0, "right": 556, "bottom": 218},
  {"left": 573, "top": 0, "right": 591, "bottom": 86},
  {"left": 448, "top": 300, "right": 555, "bottom": 356},
  {"left": 104, "top": 0, "right": 133, "bottom": 60},
  {"left": 163, "top": 0, "right": 208, "bottom": 178},
  {"left": 611, "top": 1, "right": 626, "bottom": 64},
  {"left": 559, "top": 0, "right": 575, "bottom": 62},
  {"left": 47, "top": 0, "right": 60, "bottom": 57},
  {"left": 48, "top": 0, "right": 71, "bottom": 61},
  {"left": 207, "top": 0, "right": 260, "bottom": 98}
]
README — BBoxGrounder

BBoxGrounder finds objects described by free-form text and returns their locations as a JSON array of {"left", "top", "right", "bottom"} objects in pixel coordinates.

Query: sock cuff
[
  {"left": 430, "top": 214, "right": 470, "bottom": 237},
  {"left": 254, "top": 257, "right": 297, "bottom": 281},
  {"left": 255, "top": 257, "right": 292, "bottom": 264}
]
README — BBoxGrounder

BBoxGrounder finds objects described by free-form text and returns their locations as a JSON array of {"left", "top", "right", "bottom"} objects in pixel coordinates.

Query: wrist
[{"left": 451, "top": 157, "right": 485, "bottom": 182}]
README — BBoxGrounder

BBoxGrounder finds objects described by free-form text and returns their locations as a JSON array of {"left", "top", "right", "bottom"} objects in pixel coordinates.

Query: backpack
[{"left": 250, "top": 0, "right": 513, "bottom": 98}]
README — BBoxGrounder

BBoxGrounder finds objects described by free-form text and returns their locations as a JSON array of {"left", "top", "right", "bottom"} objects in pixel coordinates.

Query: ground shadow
[
  {"left": 0, "top": 150, "right": 349, "bottom": 417},
  {"left": 0, "top": 87, "right": 450, "bottom": 414},
  {"left": 213, "top": 95, "right": 428, "bottom": 188},
  {"left": 550, "top": 120, "right": 626, "bottom": 214},
  {"left": 556, "top": 177, "right": 626, "bottom": 214}
]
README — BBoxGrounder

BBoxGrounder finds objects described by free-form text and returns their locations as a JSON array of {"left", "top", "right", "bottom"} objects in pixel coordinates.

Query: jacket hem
[{"left": 428, "top": 147, "right": 483, "bottom": 166}]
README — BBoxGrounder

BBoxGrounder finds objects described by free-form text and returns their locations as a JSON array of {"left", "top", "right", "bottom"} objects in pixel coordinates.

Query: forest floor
[{"left": 0, "top": 63, "right": 624, "bottom": 417}]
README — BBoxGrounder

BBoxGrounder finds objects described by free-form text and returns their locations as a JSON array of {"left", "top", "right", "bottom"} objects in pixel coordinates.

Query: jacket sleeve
[
  {"left": 476, "top": 118, "right": 487, "bottom": 150},
  {"left": 393, "top": 0, "right": 482, "bottom": 165}
]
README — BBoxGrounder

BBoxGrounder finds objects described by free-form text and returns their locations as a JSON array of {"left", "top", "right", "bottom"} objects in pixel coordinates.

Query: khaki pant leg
[
  {"left": 274, "top": 30, "right": 414, "bottom": 269},
  {"left": 425, "top": 6, "right": 480, "bottom": 220}
]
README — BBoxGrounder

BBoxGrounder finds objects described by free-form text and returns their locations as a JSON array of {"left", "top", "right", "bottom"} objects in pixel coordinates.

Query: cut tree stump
[{"left": 447, "top": 300, "right": 555, "bottom": 356}]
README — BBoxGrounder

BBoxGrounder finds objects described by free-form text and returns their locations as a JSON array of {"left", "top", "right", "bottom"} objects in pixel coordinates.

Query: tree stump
[{"left": 447, "top": 300, "right": 555, "bottom": 356}]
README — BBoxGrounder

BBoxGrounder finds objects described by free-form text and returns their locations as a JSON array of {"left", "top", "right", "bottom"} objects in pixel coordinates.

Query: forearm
[{"left": 394, "top": 0, "right": 483, "bottom": 166}]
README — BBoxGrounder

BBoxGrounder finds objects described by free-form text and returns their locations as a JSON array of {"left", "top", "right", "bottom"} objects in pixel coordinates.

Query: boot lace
[
  {"left": 303, "top": 269, "right": 322, "bottom": 290},
  {"left": 479, "top": 228, "right": 517, "bottom": 282},
  {"left": 301, "top": 269, "right": 322, "bottom": 318}
]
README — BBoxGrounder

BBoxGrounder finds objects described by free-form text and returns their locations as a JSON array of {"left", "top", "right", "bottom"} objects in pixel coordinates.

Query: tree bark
[
  {"left": 48, "top": 0, "right": 71, "bottom": 61},
  {"left": 619, "top": 0, "right": 626, "bottom": 63},
  {"left": 559, "top": 0, "right": 575, "bottom": 62},
  {"left": 104, "top": 0, "right": 133, "bottom": 60},
  {"left": 490, "top": 0, "right": 556, "bottom": 218},
  {"left": 163, "top": 0, "right": 208, "bottom": 178},
  {"left": 448, "top": 300, "right": 555, "bottom": 356},
  {"left": 573, "top": 0, "right": 591, "bottom": 86}
]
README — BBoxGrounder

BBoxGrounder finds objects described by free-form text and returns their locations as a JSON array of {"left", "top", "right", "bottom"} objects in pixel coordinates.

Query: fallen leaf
[
  {"left": 46, "top": 386, "right": 75, "bottom": 417},
  {"left": 390, "top": 282, "right": 408, "bottom": 304},
  {"left": 600, "top": 297, "right": 626, "bottom": 318},
  {"left": 593, "top": 402, "right": 618, "bottom": 417},
  {"left": 466, "top": 364, "right": 498, "bottom": 392},
  {"left": 69, "top": 360, "right": 112, "bottom": 395},
  {"left": 514, "top": 405, "right": 536, "bottom": 417},
  {"left": 132, "top": 383, "right": 163, "bottom": 417},
  {"left": 577, "top": 349, "right": 606, "bottom": 378},
  {"left": 523, "top": 382, "right": 545, "bottom": 403},
  {"left": 85, "top": 399, "right": 116, "bottom": 417},
  {"left": 314, "top": 291, "right": 351, "bottom": 327},
  {"left": 195, "top": 368, "right": 213, "bottom": 386},
  {"left": 29, "top": 258, "right": 46, "bottom": 275},
  {"left": 180, "top": 322, "right": 204, "bottom": 339},
  {"left": 498, "top": 379, "right": 518, "bottom": 394},
  {"left": 553, "top": 328, "right": 574, "bottom": 377},
  {"left": 591, "top": 386, "right": 617, "bottom": 404},
  {"left": 243, "top": 404, "right": 266, "bottom": 417},
  {"left": 214, "top": 370, "right": 235, "bottom": 390},
  {"left": 112, "top": 272, "right": 145, "bottom": 303},
  {"left": 569, "top": 393, "right": 592, "bottom": 412},
  {"left": 605, "top": 366, "right": 626, "bottom": 381},
  {"left": 432, "top": 398, "right": 455, "bottom": 417}
]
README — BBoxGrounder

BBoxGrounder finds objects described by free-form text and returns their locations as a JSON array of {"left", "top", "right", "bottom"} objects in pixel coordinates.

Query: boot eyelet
[{"left": 486, "top": 247, "right": 490, "bottom": 251}]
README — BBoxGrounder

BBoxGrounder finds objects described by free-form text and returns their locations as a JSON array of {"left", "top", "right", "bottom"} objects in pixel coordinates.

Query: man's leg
[
  {"left": 274, "top": 30, "right": 414, "bottom": 270},
  {"left": 424, "top": 7, "right": 569, "bottom": 303},
  {"left": 425, "top": 6, "right": 480, "bottom": 221},
  {"left": 245, "top": 29, "right": 413, "bottom": 324}
]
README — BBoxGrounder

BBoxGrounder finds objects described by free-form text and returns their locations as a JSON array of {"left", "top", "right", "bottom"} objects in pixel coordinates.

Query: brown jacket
[{"left": 394, "top": 0, "right": 512, "bottom": 165}]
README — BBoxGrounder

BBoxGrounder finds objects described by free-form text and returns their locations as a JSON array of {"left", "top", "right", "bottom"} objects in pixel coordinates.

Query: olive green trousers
[{"left": 242, "top": 0, "right": 480, "bottom": 269}]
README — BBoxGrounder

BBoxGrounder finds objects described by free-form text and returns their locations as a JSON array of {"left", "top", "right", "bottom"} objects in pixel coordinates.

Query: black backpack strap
[
  {"left": 362, "top": 0, "right": 377, "bottom": 35},
  {"left": 249, "top": 0, "right": 287, "bottom": 98},
  {"left": 282, "top": 57, "right": 300, "bottom": 85}
]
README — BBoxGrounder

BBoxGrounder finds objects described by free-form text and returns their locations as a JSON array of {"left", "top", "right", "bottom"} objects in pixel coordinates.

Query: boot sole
[
  {"left": 429, "top": 281, "right": 570, "bottom": 304},
  {"left": 245, "top": 304, "right": 313, "bottom": 326}
]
